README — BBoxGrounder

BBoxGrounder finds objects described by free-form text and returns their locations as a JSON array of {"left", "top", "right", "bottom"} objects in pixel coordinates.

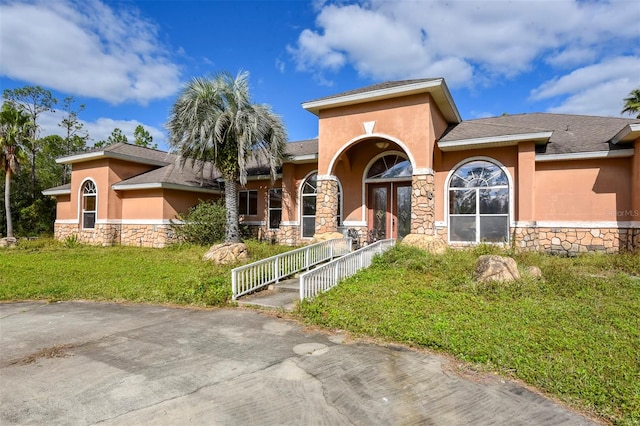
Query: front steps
[{"left": 235, "top": 277, "right": 300, "bottom": 311}]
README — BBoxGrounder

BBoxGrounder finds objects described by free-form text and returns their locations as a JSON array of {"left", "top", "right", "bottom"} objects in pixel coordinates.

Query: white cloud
[
  {"left": 289, "top": 0, "right": 640, "bottom": 88},
  {"left": 38, "top": 111, "right": 167, "bottom": 148},
  {"left": 0, "top": 0, "right": 181, "bottom": 105},
  {"left": 530, "top": 57, "right": 640, "bottom": 117}
]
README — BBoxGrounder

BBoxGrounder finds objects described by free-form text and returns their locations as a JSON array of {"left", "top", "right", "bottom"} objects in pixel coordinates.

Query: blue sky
[{"left": 1, "top": 0, "right": 639, "bottom": 151}]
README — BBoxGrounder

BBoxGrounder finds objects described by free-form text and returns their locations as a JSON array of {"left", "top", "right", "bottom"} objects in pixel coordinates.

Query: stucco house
[{"left": 43, "top": 78, "right": 640, "bottom": 253}]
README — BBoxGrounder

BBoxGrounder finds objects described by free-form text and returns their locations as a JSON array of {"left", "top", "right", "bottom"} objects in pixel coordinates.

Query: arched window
[
  {"left": 81, "top": 180, "right": 97, "bottom": 229},
  {"left": 300, "top": 173, "right": 342, "bottom": 238},
  {"left": 366, "top": 154, "right": 412, "bottom": 180},
  {"left": 448, "top": 160, "right": 509, "bottom": 243}
]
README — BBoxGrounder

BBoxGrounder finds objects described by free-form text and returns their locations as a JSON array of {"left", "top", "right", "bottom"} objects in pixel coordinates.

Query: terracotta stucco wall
[
  {"left": 535, "top": 158, "right": 632, "bottom": 221},
  {"left": 54, "top": 194, "right": 71, "bottom": 220},
  {"left": 120, "top": 189, "right": 165, "bottom": 220},
  {"left": 106, "top": 160, "right": 157, "bottom": 220},
  {"left": 632, "top": 139, "right": 640, "bottom": 221},
  {"left": 317, "top": 93, "right": 438, "bottom": 175},
  {"left": 163, "top": 190, "right": 219, "bottom": 220}
]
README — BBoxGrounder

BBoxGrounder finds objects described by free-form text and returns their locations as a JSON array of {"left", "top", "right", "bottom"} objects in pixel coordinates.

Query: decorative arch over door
[
  {"left": 364, "top": 153, "right": 412, "bottom": 240},
  {"left": 448, "top": 159, "right": 510, "bottom": 243}
]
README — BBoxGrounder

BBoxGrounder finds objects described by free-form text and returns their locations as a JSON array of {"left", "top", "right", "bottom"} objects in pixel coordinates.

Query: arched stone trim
[
  {"left": 326, "top": 133, "right": 417, "bottom": 175},
  {"left": 444, "top": 156, "right": 515, "bottom": 243}
]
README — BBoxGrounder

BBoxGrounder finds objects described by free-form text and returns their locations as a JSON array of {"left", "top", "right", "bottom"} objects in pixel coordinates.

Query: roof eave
[
  {"left": 57, "top": 151, "right": 171, "bottom": 167},
  {"left": 535, "top": 148, "right": 635, "bottom": 162},
  {"left": 42, "top": 188, "right": 71, "bottom": 196},
  {"left": 610, "top": 123, "right": 640, "bottom": 144},
  {"left": 112, "top": 182, "right": 221, "bottom": 194},
  {"left": 438, "top": 132, "right": 553, "bottom": 152},
  {"left": 302, "top": 79, "right": 462, "bottom": 124},
  {"left": 287, "top": 154, "right": 318, "bottom": 164}
]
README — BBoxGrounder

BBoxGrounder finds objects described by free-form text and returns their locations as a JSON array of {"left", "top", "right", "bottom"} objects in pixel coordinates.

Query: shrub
[{"left": 171, "top": 199, "right": 226, "bottom": 246}]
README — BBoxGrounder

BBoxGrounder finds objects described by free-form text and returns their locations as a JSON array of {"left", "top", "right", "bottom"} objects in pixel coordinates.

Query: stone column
[
  {"left": 410, "top": 168, "right": 435, "bottom": 234},
  {"left": 315, "top": 175, "right": 339, "bottom": 236}
]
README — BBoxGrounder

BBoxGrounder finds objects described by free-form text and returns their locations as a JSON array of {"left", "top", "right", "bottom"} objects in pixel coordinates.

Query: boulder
[
  {"left": 0, "top": 237, "right": 18, "bottom": 248},
  {"left": 400, "top": 234, "right": 447, "bottom": 255},
  {"left": 311, "top": 232, "right": 344, "bottom": 243},
  {"left": 473, "top": 255, "right": 520, "bottom": 283},
  {"left": 524, "top": 265, "right": 543, "bottom": 279},
  {"left": 202, "top": 242, "right": 249, "bottom": 264}
]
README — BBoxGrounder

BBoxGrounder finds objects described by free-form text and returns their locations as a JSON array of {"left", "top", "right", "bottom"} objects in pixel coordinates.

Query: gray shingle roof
[
  {"left": 285, "top": 138, "right": 318, "bottom": 157},
  {"left": 60, "top": 142, "right": 176, "bottom": 165},
  {"left": 439, "top": 113, "right": 640, "bottom": 154},
  {"left": 113, "top": 161, "right": 222, "bottom": 191}
]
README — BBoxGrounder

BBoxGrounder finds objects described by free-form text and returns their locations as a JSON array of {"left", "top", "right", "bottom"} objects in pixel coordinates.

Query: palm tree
[
  {"left": 166, "top": 71, "right": 287, "bottom": 243},
  {"left": 622, "top": 88, "right": 640, "bottom": 119},
  {"left": 0, "top": 103, "right": 32, "bottom": 238}
]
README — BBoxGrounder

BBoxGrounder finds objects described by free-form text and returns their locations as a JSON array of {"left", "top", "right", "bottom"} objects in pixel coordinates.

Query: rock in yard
[
  {"left": 473, "top": 255, "right": 520, "bottom": 283},
  {"left": 401, "top": 234, "right": 447, "bottom": 255},
  {"left": 524, "top": 265, "right": 543, "bottom": 279},
  {"left": 202, "top": 242, "right": 249, "bottom": 264},
  {"left": 0, "top": 237, "right": 18, "bottom": 248}
]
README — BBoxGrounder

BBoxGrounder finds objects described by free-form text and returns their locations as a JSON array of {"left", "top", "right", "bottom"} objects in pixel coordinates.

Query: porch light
[{"left": 375, "top": 141, "right": 390, "bottom": 149}]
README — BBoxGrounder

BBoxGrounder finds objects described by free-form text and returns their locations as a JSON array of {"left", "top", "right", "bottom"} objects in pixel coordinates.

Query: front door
[{"left": 368, "top": 183, "right": 411, "bottom": 240}]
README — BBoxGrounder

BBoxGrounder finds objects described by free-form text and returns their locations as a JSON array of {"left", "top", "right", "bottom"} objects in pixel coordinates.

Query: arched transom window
[
  {"left": 301, "top": 173, "right": 341, "bottom": 238},
  {"left": 366, "top": 154, "right": 412, "bottom": 180},
  {"left": 81, "top": 180, "right": 97, "bottom": 229},
  {"left": 449, "top": 160, "right": 509, "bottom": 243}
]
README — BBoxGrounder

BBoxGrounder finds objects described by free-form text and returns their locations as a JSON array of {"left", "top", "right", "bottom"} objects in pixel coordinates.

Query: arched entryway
[{"left": 364, "top": 153, "right": 412, "bottom": 240}]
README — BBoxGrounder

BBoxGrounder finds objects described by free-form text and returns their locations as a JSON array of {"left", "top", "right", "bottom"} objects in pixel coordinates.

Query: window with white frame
[
  {"left": 449, "top": 160, "right": 509, "bottom": 243},
  {"left": 268, "top": 188, "right": 282, "bottom": 229},
  {"left": 81, "top": 180, "right": 97, "bottom": 229},
  {"left": 301, "top": 174, "right": 317, "bottom": 238},
  {"left": 239, "top": 190, "right": 258, "bottom": 216}
]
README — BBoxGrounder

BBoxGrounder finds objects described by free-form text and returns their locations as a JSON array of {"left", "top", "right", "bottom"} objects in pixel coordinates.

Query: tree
[
  {"left": 94, "top": 127, "right": 128, "bottom": 148},
  {"left": 58, "top": 97, "right": 88, "bottom": 184},
  {"left": 3, "top": 86, "right": 57, "bottom": 201},
  {"left": 133, "top": 125, "right": 157, "bottom": 149},
  {"left": 167, "top": 71, "right": 287, "bottom": 243},
  {"left": 0, "top": 103, "right": 32, "bottom": 238},
  {"left": 621, "top": 88, "right": 640, "bottom": 119}
]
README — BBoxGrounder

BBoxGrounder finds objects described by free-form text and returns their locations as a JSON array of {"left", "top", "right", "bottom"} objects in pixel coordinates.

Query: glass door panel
[
  {"left": 371, "top": 185, "right": 388, "bottom": 239},
  {"left": 395, "top": 184, "right": 411, "bottom": 240}
]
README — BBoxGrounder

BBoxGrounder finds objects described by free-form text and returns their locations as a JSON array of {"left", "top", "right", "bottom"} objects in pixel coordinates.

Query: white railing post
[
  {"left": 298, "top": 239, "right": 396, "bottom": 301},
  {"left": 232, "top": 271, "right": 237, "bottom": 300},
  {"left": 274, "top": 256, "right": 279, "bottom": 283},
  {"left": 231, "top": 238, "right": 352, "bottom": 300}
]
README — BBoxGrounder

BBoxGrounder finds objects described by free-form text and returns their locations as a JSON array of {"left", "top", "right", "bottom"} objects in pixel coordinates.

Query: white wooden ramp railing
[
  {"left": 231, "top": 238, "right": 352, "bottom": 300},
  {"left": 299, "top": 238, "right": 396, "bottom": 301}
]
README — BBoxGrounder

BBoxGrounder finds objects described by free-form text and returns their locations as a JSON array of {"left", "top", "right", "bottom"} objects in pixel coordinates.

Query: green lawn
[
  {"left": 300, "top": 245, "right": 640, "bottom": 425},
  {"left": 0, "top": 239, "right": 290, "bottom": 306},
  {"left": 2, "top": 240, "right": 638, "bottom": 424}
]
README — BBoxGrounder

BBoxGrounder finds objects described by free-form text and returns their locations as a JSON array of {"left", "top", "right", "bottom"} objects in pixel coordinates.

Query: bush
[{"left": 171, "top": 199, "right": 226, "bottom": 246}]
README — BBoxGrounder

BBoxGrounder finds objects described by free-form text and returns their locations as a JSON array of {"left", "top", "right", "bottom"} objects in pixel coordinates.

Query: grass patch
[
  {"left": 0, "top": 239, "right": 291, "bottom": 307},
  {"left": 300, "top": 245, "right": 640, "bottom": 425}
]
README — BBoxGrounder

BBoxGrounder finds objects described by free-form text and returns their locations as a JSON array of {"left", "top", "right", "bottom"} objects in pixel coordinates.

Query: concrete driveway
[{"left": 1, "top": 301, "right": 597, "bottom": 425}]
